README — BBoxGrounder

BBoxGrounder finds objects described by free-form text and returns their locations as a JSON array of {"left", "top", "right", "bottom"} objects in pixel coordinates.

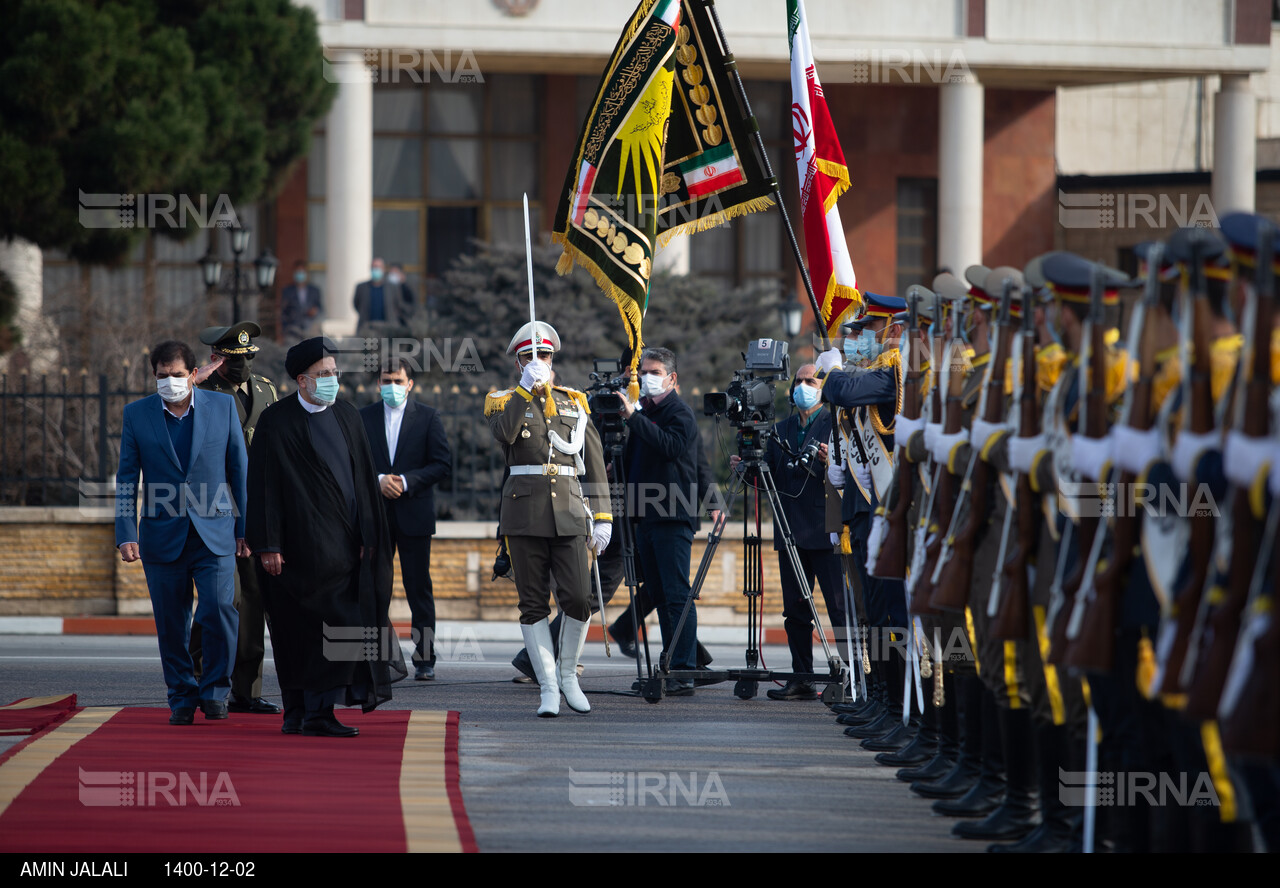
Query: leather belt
[{"left": 509, "top": 464, "right": 577, "bottom": 477}]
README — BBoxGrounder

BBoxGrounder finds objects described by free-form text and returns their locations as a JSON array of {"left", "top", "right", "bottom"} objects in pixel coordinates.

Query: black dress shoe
[
  {"left": 861, "top": 721, "right": 916, "bottom": 752},
  {"left": 843, "top": 710, "right": 897, "bottom": 739},
  {"left": 952, "top": 798, "right": 1039, "bottom": 841},
  {"left": 301, "top": 715, "right": 359, "bottom": 737},
  {"left": 875, "top": 725, "right": 937, "bottom": 766},
  {"left": 228, "top": 695, "right": 281, "bottom": 714},
  {"left": 281, "top": 720, "right": 302, "bottom": 735},
  {"left": 169, "top": 708, "right": 195, "bottom": 726},
  {"left": 665, "top": 679, "right": 695, "bottom": 697},
  {"left": 897, "top": 752, "right": 955, "bottom": 783},
  {"left": 415, "top": 664, "right": 435, "bottom": 681},
  {"left": 910, "top": 761, "right": 980, "bottom": 799},
  {"left": 767, "top": 680, "right": 818, "bottom": 701},
  {"left": 932, "top": 776, "right": 1005, "bottom": 817},
  {"left": 836, "top": 706, "right": 885, "bottom": 726},
  {"left": 608, "top": 627, "right": 637, "bottom": 659},
  {"left": 198, "top": 699, "right": 228, "bottom": 720},
  {"left": 831, "top": 700, "right": 879, "bottom": 716}
]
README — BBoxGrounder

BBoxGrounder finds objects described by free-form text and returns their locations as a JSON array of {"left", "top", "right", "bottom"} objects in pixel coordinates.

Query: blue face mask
[
  {"left": 380, "top": 383, "right": 408, "bottom": 407},
  {"left": 793, "top": 382, "right": 820, "bottom": 410},
  {"left": 846, "top": 330, "right": 883, "bottom": 363},
  {"left": 309, "top": 375, "right": 339, "bottom": 404},
  {"left": 370, "top": 268, "right": 384, "bottom": 283},
  {"left": 294, "top": 270, "right": 307, "bottom": 285}
]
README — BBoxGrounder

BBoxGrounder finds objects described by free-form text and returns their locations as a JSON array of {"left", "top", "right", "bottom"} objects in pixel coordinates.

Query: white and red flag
[{"left": 788, "top": 0, "right": 860, "bottom": 337}]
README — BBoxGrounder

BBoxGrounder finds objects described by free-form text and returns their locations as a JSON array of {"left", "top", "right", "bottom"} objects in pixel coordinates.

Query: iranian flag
[
  {"left": 788, "top": 0, "right": 860, "bottom": 336},
  {"left": 675, "top": 144, "right": 745, "bottom": 198}
]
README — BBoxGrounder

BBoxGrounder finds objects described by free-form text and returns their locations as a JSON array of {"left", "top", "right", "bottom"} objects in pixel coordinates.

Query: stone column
[
  {"left": 323, "top": 49, "right": 372, "bottom": 337},
  {"left": 938, "top": 75, "right": 984, "bottom": 276},
  {"left": 1212, "top": 74, "right": 1257, "bottom": 216}
]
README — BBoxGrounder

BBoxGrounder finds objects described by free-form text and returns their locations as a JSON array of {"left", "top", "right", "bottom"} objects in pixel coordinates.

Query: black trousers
[
  {"left": 389, "top": 512, "right": 435, "bottom": 666},
  {"left": 778, "top": 546, "right": 845, "bottom": 674}
]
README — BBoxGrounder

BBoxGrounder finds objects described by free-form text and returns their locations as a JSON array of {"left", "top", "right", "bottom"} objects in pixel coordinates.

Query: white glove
[
  {"left": 815, "top": 348, "right": 842, "bottom": 375},
  {"left": 827, "top": 460, "right": 846, "bottom": 489},
  {"left": 830, "top": 532, "right": 840, "bottom": 548},
  {"left": 590, "top": 521, "right": 612, "bottom": 555},
  {"left": 519, "top": 359, "right": 551, "bottom": 392},
  {"left": 854, "top": 461, "right": 872, "bottom": 493}
]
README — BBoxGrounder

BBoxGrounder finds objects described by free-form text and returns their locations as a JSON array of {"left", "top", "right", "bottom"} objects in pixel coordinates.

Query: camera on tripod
[
  {"left": 787, "top": 440, "right": 823, "bottom": 477},
  {"left": 586, "top": 358, "right": 629, "bottom": 441},
  {"left": 703, "top": 339, "right": 790, "bottom": 427}
]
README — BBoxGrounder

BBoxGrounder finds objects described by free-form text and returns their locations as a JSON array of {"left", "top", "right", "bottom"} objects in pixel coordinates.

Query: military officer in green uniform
[
  {"left": 189, "top": 321, "right": 281, "bottom": 714},
  {"left": 486, "top": 321, "right": 611, "bottom": 717}
]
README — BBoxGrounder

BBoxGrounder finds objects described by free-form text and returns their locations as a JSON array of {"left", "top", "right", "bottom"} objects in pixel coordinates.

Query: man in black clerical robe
[{"left": 247, "top": 337, "right": 406, "bottom": 737}]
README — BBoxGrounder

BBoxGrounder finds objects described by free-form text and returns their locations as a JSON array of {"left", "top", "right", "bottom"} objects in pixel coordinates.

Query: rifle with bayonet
[
  {"left": 1183, "top": 217, "right": 1275, "bottom": 721},
  {"left": 1048, "top": 265, "right": 1109, "bottom": 664},
  {"left": 1066, "top": 245, "right": 1166, "bottom": 671},
  {"left": 932, "top": 279, "right": 1016, "bottom": 611},
  {"left": 1154, "top": 229, "right": 1226, "bottom": 696},
  {"left": 872, "top": 291, "right": 924, "bottom": 579},
  {"left": 910, "top": 289, "right": 951, "bottom": 614},
  {"left": 991, "top": 286, "right": 1040, "bottom": 639}
]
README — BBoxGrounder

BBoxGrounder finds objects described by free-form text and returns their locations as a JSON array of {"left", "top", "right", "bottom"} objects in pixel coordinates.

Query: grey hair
[{"left": 640, "top": 346, "right": 677, "bottom": 375}]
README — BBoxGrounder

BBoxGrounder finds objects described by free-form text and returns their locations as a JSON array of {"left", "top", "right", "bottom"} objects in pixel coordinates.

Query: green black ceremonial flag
[
  {"left": 553, "top": 0, "right": 682, "bottom": 381},
  {"left": 554, "top": 0, "right": 774, "bottom": 383},
  {"left": 657, "top": 0, "right": 775, "bottom": 243}
]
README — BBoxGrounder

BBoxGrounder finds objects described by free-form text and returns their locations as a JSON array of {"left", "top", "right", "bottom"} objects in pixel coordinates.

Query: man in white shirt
[{"left": 359, "top": 358, "right": 452, "bottom": 679}]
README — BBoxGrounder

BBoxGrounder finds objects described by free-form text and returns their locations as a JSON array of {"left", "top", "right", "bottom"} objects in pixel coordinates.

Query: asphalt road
[{"left": 0, "top": 634, "right": 980, "bottom": 853}]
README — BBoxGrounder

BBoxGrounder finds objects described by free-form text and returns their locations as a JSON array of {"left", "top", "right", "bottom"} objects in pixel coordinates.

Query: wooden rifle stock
[
  {"left": 873, "top": 302, "right": 924, "bottom": 580},
  {"left": 1156, "top": 294, "right": 1217, "bottom": 696},
  {"left": 1184, "top": 228, "right": 1273, "bottom": 720},
  {"left": 1067, "top": 252, "right": 1164, "bottom": 671},
  {"left": 910, "top": 324, "right": 948, "bottom": 614},
  {"left": 992, "top": 311, "right": 1040, "bottom": 640},
  {"left": 934, "top": 312, "right": 1014, "bottom": 611},
  {"left": 1048, "top": 281, "right": 1109, "bottom": 665}
]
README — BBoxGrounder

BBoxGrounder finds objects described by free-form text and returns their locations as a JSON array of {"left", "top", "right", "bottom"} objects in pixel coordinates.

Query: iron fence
[{"left": 0, "top": 369, "right": 505, "bottom": 521}]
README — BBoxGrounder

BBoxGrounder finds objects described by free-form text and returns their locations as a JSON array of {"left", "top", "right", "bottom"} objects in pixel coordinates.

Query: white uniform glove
[
  {"left": 854, "top": 461, "right": 872, "bottom": 493},
  {"left": 590, "top": 521, "right": 612, "bottom": 555},
  {"left": 830, "top": 532, "right": 840, "bottom": 548},
  {"left": 815, "top": 348, "right": 842, "bottom": 376},
  {"left": 519, "top": 359, "right": 551, "bottom": 392},
  {"left": 827, "top": 460, "right": 846, "bottom": 489}
]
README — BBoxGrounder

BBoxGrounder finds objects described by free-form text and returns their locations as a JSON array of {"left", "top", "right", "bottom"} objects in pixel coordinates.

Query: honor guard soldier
[
  {"left": 486, "top": 322, "right": 611, "bottom": 717},
  {"left": 190, "top": 321, "right": 281, "bottom": 714}
]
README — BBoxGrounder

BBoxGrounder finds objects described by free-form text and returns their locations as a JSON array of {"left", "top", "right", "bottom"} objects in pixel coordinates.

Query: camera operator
[
  {"left": 619, "top": 347, "right": 703, "bottom": 695},
  {"left": 730, "top": 363, "right": 847, "bottom": 700}
]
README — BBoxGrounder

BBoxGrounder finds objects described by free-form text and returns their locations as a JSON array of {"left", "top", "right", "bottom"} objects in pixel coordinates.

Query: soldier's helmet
[{"left": 506, "top": 321, "right": 562, "bottom": 356}]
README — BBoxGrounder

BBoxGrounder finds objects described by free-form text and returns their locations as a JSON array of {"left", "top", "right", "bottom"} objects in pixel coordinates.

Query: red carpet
[
  {"left": 0, "top": 694, "right": 78, "bottom": 736},
  {"left": 0, "top": 707, "right": 476, "bottom": 853}
]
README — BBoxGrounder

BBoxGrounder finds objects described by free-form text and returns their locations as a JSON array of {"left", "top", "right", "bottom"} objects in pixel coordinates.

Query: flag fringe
[
  {"left": 818, "top": 158, "right": 851, "bottom": 216},
  {"left": 552, "top": 233, "right": 646, "bottom": 384},
  {"left": 655, "top": 196, "right": 776, "bottom": 248}
]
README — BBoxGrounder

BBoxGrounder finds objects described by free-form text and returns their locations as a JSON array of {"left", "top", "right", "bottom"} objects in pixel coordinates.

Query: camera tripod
[{"left": 636, "top": 423, "right": 849, "bottom": 703}]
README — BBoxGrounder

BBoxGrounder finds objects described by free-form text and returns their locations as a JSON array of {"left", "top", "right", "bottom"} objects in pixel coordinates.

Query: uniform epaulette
[
  {"left": 868, "top": 348, "right": 901, "bottom": 373},
  {"left": 553, "top": 385, "right": 591, "bottom": 414},
  {"left": 485, "top": 388, "right": 515, "bottom": 417}
]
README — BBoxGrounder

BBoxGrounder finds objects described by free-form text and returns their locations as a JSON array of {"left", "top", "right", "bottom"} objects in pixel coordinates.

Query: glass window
[
  {"left": 372, "top": 208, "right": 422, "bottom": 268},
  {"left": 373, "top": 137, "right": 423, "bottom": 198},
  {"left": 490, "top": 75, "right": 538, "bottom": 135},
  {"left": 427, "top": 207, "right": 478, "bottom": 277},
  {"left": 307, "top": 203, "right": 326, "bottom": 263},
  {"left": 895, "top": 178, "right": 937, "bottom": 299},
  {"left": 428, "top": 138, "right": 481, "bottom": 200},
  {"left": 488, "top": 207, "right": 526, "bottom": 248},
  {"left": 743, "top": 212, "right": 782, "bottom": 273},
  {"left": 373, "top": 88, "right": 423, "bottom": 132},
  {"left": 488, "top": 140, "right": 538, "bottom": 201},
  {"left": 428, "top": 83, "right": 483, "bottom": 134}
]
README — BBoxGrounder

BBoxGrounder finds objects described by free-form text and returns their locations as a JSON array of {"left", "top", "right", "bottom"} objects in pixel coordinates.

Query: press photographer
[
  {"left": 619, "top": 347, "right": 703, "bottom": 695},
  {"left": 730, "top": 364, "right": 847, "bottom": 700}
]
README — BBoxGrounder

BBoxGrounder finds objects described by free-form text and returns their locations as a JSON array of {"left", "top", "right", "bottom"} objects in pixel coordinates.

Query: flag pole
[
  {"left": 701, "top": 0, "right": 831, "bottom": 350},
  {"left": 523, "top": 193, "right": 541, "bottom": 353}
]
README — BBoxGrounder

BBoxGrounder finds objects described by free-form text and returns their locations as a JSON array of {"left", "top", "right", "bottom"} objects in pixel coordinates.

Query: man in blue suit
[{"left": 116, "top": 340, "right": 249, "bottom": 726}]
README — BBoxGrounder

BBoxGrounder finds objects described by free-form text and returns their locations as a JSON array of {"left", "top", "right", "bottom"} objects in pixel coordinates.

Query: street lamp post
[
  {"left": 778, "top": 292, "right": 803, "bottom": 339},
  {"left": 230, "top": 226, "right": 252, "bottom": 321}
]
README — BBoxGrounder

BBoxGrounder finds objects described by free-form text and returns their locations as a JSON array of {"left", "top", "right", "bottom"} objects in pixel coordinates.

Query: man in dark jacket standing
[
  {"left": 360, "top": 358, "right": 452, "bottom": 680},
  {"left": 621, "top": 347, "right": 701, "bottom": 695}
]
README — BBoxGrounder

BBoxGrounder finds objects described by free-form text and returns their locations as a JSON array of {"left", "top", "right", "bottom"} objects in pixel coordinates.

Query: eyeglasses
[{"left": 308, "top": 370, "right": 341, "bottom": 379}]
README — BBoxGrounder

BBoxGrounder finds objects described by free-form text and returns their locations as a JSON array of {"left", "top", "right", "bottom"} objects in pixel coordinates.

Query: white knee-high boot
[
  {"left": 521, "top": 619, "right": 560, "bottom": 717},
  {"left": 558, "top": 615, "right": 591, "bottom": 713}
]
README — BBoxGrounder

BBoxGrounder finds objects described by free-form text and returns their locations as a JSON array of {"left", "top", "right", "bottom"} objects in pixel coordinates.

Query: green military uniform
[
  {"left": 191, "top": 322, "right": 279, "bottom": 711},
  {"left": 486, "top": 382, "right": 610, "bottom": 623}
]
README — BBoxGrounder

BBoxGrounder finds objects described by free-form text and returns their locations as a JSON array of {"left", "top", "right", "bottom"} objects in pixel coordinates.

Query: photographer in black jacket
[{"left": 620, "top": 347, "right": 702, "bottom": 695}]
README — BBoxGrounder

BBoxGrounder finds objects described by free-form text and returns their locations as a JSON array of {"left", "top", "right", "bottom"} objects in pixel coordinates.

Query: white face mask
[
  {"left": 157, "top": 376, "right": 190, "bottom": 403},
  {"left": 640, "top": 373, "right": 668, "bottom": 398}
]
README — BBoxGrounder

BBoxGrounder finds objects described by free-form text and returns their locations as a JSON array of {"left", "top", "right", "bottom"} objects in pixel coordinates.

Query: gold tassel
[
  {"left": 655, "top": 196, "right": 776, "bottom": 248},
  {"left": 933, "top": 663, "right": 945, "bottom": 707}
]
